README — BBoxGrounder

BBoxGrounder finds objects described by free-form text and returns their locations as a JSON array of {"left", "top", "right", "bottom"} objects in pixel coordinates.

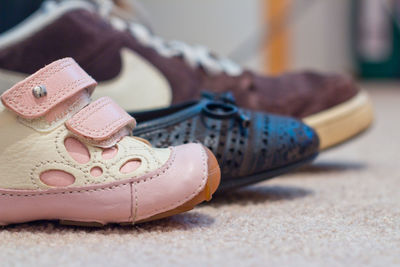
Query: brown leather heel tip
[{"left": 203, "top": 146, "right": 221, "bottom": 199}]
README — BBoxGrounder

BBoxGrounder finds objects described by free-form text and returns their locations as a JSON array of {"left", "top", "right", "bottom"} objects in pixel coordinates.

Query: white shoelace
[{"left": 95, "top": 0, "right": 243, "bottom": 76}]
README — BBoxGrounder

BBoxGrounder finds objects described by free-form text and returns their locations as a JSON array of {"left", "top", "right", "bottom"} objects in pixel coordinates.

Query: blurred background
[{"left": 138, "top": 0, "right": 400, "bottom": 78}]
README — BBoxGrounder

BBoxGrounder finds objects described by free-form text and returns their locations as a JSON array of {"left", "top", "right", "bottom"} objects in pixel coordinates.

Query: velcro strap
[
  {"left": 1, "top": 58, "right": 97, "bottom": 119},
  {"left": 66, "top": 97, "right": 136, "bottom": 141}
]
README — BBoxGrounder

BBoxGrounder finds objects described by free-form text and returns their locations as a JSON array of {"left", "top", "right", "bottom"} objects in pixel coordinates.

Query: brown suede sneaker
[{"left": 0, "top": 0, "right": 373, "bottom": 149}]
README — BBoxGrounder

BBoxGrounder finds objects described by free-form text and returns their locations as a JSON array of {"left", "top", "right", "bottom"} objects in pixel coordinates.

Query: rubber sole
[
  {"left": 2, "top": 147, "right": 220, "bottom": 228},
  {"left": 217, "top": 153, "right": 318, "bottom": 193},
  {"left": 303, "top": 91, "right": 373, "bottom": 150}
]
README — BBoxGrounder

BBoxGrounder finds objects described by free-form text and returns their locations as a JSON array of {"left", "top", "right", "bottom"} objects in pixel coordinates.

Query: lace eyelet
[{"left": 202, "top": 102, "right": 238, "bottom": 120}]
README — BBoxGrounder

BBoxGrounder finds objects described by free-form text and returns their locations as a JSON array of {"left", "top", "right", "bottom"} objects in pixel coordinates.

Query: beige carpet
[{"left": 1, "top": 84, "right": 399, "bottom": 267}]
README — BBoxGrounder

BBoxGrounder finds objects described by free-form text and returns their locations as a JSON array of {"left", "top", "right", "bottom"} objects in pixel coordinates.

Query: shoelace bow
[
  {"left": 94, "top": 0, "right": 243, "bottom": 76},
  {"left": 201, "top": 92, "right": 251, "bottom": 130}
]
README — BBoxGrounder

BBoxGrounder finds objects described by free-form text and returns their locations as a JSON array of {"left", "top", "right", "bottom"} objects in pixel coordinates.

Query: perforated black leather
[{"left": 132, "top": 93, "right": 319, "bottom": 192}]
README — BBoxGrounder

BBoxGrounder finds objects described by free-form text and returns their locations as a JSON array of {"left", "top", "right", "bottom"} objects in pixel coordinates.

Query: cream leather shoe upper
[{"left": 0, "top": 58, "right": 210, "bottom": 225}]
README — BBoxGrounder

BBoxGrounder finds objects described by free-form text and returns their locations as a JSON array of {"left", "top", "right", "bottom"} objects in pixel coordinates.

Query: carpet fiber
[{"left": 1, "top": 84, "right": 399, "bottom": 267}]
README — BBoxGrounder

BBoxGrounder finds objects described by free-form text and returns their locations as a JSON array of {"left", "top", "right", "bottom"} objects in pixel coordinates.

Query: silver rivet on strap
[{"left": 32, "top": 85, "right": 47, "bottom": 98}]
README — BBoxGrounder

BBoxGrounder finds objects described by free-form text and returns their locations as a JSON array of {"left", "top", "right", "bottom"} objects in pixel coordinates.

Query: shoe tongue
[{"left": 1, "top": 58, "right": 97, "bottom": 121}]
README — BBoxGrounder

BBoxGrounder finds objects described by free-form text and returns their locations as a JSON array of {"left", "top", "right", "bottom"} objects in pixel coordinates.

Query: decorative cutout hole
[
  {"left": 40, "top": 170, "right": 75, "bottom": 187},
  {"left": 120, "top": 159, "right": 142, "bottom": 174},
  {"left": 64, "top": 137, "right": 90, "bottom": 164},
  {"left": 102, "top": 146, "right": 118, "bottom": 160},
  {"left": 90, "top": 166, "right": 103, "bottom": 177}
]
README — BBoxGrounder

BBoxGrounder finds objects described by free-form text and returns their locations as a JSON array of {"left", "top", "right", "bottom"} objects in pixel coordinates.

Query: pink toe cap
[{"left": 134, "top": 143, "right": 209, "bottom": 221}]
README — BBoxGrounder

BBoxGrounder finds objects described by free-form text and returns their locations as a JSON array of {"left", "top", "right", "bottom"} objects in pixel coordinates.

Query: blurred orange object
[{"left": 264, "top": 0, "right": 291, "bottom": 75}]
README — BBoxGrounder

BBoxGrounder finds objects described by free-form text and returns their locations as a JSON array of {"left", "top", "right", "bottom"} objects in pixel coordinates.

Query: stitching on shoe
[
  {"left": 4, "top": 60, "right": 92, "bottom": 115},
  {"left": 1, "top": 181, "right": 129, "bottom": 197},
  {"left": 31, "top": 161, "right": 90, "bottom": 189},
  {"left": 80, "top": 129, "right": 129, "bottom": 148},
  {"left": 18, "top": 92, "right": 89, "bottom": 132},
  {"left": 7, "top": 60, "right": 72, "bottom": 100},
  {"left": 133, "top": 182, "right": 138, "bottom": 222},
  {"left": 88, "top": 155, "right": 150, "bottom": 183},
  {"left": 53, "top": 127, "right": 158, "bottom": 186},
  {"left": 2, "top": 148, "right": 176, "bottom": 197},
  {"left": 68, "top": 98, "right": 131, "bottom": 135},
  {"left": 129, "top": 182, "right": 134, "bottom": 223},
  {"left": 8, "top": 78, "right": 91, "bottom": 115}
]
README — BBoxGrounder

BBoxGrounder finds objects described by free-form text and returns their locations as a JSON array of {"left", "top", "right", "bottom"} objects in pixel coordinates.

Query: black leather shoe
[{"left": 131, "top": 92, "right": 319, "bottom": 192}]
